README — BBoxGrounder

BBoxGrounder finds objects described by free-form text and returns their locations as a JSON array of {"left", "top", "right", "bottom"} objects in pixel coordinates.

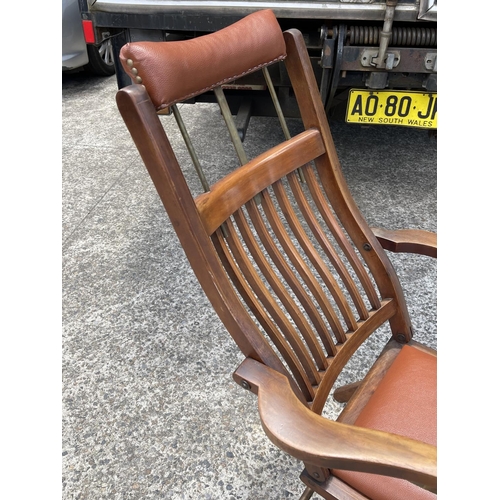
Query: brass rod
[
  {"left": 213, "top": 86, "right": 249, "bottom": 166},
  {"left": 298, "top": 486, "right": 314, "bottom": 500},
  {"left": 262, "top": 66, "right": 305, "bottom": 183},
  {"left": 172, "top": 104, "right": 210, "bottom": 193},
  {"left": 214, "top": 86, "right": 262, "bottom": 206},
  {"left": 262, "top": 66, "right": 291, "bottom": 140}
]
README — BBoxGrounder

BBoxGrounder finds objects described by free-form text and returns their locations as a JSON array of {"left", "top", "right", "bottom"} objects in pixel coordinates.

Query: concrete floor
[{"left": 62, "top": 72, "right": 437, "bottom": 500}]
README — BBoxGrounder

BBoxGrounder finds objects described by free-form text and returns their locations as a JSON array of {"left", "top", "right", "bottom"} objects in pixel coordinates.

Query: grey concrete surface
[{"left": 62, "top": 72, "right": 436, "bottom": 500}]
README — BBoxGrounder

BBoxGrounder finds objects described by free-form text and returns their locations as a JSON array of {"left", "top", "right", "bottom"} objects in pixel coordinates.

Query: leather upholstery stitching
[{"left": 155, "top": 54, "right": 287, "bottom": 110}]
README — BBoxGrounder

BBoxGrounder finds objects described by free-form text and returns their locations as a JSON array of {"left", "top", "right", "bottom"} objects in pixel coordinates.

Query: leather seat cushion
[{"left": 333, "top": 344, "right": 437, "bottom": 500}]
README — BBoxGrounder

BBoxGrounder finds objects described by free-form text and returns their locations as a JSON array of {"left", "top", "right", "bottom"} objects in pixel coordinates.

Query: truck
[{"left": 77, "top": 0, "right": 437, "bottom": 131}]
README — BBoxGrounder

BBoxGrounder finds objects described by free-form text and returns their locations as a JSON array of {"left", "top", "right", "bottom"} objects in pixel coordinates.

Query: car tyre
[{"left": 85, "top": 38, "right": 115, "bottom": 76}]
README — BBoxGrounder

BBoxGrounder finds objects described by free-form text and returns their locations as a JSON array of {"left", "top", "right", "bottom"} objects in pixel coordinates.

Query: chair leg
[{"left": 299, "top": 486, "right": 315, "bottom": 500}]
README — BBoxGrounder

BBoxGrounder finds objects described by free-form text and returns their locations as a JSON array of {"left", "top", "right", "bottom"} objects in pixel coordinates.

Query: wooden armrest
[
  {"left": 233, "top": 358, "right": 437, "bottom": 493},
  {"left": 371, "top": 227, "right": 437, "bottom": 258}
]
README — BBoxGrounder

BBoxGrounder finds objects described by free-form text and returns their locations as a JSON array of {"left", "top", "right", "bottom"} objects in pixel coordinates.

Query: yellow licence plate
[{"left": 346, "top": 90, "right": 437, "bottom": 129}]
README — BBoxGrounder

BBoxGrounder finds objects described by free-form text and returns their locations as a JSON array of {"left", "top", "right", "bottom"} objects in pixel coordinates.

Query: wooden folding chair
[{"left": 115, "top": 10, "right": 437, "bottom": 499}]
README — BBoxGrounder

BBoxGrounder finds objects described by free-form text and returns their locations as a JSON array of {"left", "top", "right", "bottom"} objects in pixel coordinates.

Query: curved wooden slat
[
  {"left": 302, "top": 165, "right": 382, "bottom": 312},
  {"left": 259, "top": 189, "right": 340, "bottom": 355},
  {"left": 242, "top": 198, "right": 329, "bottom": 371},
  {"left": 225, "top": 214, "right": 322, "bottom": 386},
  {"left": 212, "top": 227, "right": 316, "bottom": 401},
  {"left": 286, "top": 170, "right": 372, "bottom": 321},
  {"left": 271, "top": 178, "right": 355, "bottom": 337}
]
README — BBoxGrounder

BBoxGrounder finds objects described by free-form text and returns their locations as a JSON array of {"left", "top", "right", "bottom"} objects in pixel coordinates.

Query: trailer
[{"left": 77, "top": 0, "right": 437, "bottom": 130}]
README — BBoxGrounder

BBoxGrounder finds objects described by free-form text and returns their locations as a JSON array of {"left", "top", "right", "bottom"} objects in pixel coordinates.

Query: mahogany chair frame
[{"left": 115, "top": 10, "right": 437, "bottom": 500}]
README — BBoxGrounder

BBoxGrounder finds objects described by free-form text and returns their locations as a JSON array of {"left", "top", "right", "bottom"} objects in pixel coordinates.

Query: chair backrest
[{"left": 116, "top": 9, "right": 413, "bottom": 414}]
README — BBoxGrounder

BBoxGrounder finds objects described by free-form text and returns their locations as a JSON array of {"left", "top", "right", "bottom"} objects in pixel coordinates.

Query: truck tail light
[{"left": 82, "top": 20, "right": 96, "bottom": 44}]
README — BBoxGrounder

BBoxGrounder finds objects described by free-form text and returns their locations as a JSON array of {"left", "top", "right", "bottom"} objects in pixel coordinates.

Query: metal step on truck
[{"left": 77, "top": 0, "right": 437, "bottom": 133}]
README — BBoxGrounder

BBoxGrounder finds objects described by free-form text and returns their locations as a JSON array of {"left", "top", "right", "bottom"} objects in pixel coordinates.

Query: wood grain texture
[
  {"left": 195, "top": 128, "right": 325, "bottom": 235},
  {"left": 233, "top": 357, "right": 437, "bottom": 493},
  {"left": 116, "top": 13, "right": 437, "bottom": 499},
  {"left": 371, "top": 228, "right": 437, "bottom": 258},
  {"left": 284, "top": 29, "right": 414, "bottom": 342}
]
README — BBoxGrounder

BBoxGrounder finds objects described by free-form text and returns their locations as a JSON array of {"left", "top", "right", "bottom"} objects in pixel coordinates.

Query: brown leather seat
[{"left": 334, "top": 345, "right": 437, "bottom": 500}]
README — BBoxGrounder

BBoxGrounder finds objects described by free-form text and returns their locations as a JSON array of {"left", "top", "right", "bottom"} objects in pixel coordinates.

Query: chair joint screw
[
  {"left": 313, "top": 472, "right": 320, "bottom": 479},
  {"left": 363, "top": 243, "right": 372, "bottom": 251},
  {"left": 396, "top": 333, "right": 407, "bottom": 343},
  {"left": 240, "top": 380, "right": 251, "bottom": 391}
]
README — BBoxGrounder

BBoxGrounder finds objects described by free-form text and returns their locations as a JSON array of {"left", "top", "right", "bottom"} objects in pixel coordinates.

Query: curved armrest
[
  {"left": 234, "top": 358, "right": 437, "bottom": 493},
  {"left": 371, "top": 227, "right": 437, "bottom": 258}
]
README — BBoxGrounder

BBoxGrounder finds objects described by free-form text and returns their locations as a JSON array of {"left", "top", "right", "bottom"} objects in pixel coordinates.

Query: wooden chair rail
[
  {"left": 233, "top": 357, "right": 437, "bottom": 493},
  {"left": 195, "top": 128, "right": 324, "bottom": 235},
  {"left": 371, "top": 228, "right": 437, "bottom": 258},
  {"left": 300, "top": 471, "right": 371, "bottom": 500},
  {"left": 311, "top": 299, "right": 397, "bottom": 413}
]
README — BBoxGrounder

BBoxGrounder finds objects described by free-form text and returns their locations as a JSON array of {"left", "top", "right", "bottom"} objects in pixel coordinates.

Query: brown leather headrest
[{"left": 119, "top": 10, "right": 286, "bottom": 111}]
